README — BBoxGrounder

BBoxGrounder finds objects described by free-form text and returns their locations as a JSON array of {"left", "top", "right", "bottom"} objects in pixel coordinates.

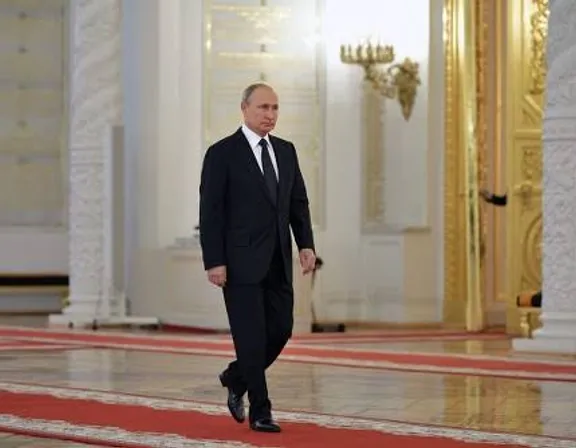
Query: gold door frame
[
  {"left": 444, "top": 0, "right": 547, "bottom": 331},
  {"left": 443, "top": 0, "right": 485, "bottom": 331}
]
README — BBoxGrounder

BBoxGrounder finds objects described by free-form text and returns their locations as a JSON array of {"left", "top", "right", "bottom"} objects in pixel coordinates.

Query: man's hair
[{"left": 241, "top": 82, "right": 272, "bottom": 104}]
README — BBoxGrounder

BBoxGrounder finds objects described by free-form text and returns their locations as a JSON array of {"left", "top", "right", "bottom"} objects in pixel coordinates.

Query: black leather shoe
[
  {"left": 250, "top": 418, "right": 281, "bottom": 433},
  {"left": 219, "top": 373, "right": 245, "bottom": 423}
]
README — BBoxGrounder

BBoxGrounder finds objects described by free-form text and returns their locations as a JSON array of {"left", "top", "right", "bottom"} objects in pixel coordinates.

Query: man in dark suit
[{"left": 199, "top": 83, "right": 316, "bottom": 433}]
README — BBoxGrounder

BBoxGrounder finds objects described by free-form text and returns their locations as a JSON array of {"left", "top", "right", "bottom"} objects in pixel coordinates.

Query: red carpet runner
[{"left": 0, "top": 383, "right": 571, "bottom": 448}]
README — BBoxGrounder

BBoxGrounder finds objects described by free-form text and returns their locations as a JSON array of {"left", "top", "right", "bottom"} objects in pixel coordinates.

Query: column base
[
  {"left": 512, "top": 312, "right": 576, "bottom": 354},
  {"left": 49, "top": 293, "right": 158, "bottom": 330},
  {"left": 58, "top": 293, "right": 127, "bottom": 316}
]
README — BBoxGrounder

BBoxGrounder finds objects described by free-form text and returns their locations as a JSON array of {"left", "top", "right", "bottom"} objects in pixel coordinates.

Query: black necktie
[{"left": 259, "top": 138, "right": 277, "bottom": 204}]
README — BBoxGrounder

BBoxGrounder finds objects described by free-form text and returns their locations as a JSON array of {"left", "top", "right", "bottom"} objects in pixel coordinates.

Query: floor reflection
[
  {"left": 0, "top": 316, "right": 574, "bottom": 444},
  {"left": 0, "top": 347, "right": 574, "bottom": 442},
  {"left": 309, "top": 338, "right": 576, "bottom": 361}
]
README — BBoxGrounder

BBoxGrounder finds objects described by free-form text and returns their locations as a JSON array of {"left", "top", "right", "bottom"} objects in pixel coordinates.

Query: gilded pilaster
[{"left": 443, "top": 0, "right": 484, "bottom": 330}]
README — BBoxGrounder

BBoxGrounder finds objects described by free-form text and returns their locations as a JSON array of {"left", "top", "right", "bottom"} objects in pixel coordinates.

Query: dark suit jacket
[
  {"left": 489, "top": 194, "right": 507, "bottom": 206},
  {"left": 199, "top": 128, "right": 315, "bottom": 285}
]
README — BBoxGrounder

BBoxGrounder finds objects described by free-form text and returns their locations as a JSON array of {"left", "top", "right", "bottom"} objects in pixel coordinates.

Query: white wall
[
  {"left": 124, "top": 0, "right": 445, "bottom": 326},
  {"left": 0, "top": 1, "right": 68, "bottom": 275},
  {"left": 429, "top": 0, "right": 445, "bottom": 320},
  {"left": 323, "top": 0, "right": 431, "bottom": 228},
  {"left": 314, "top": 0, "right": 442, "bottom": 322},
  {"left": 123, "top": 0, "right": 206, "bottom": 321}
]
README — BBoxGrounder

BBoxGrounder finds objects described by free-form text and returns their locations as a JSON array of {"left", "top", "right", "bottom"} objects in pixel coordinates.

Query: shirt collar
[{"left": 242, "top": 124, "right": 270, "bottom": 150}]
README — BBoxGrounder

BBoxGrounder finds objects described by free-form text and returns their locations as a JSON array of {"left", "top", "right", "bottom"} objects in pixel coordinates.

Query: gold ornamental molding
[
  {"left": 443, "top": 0, "right": 484, "bottom": 331},
  {"left": 529, "top": 0, "right": 549, "bottom": 95},
  {"left": 475, "top": 0, "right": 488, "bottom": 273},
  {"left": 340, "top": 42, "right": 421, "bottom": 120}
]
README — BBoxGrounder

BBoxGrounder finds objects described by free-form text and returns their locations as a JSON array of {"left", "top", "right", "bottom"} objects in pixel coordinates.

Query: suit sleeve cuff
[{"left": 203, "top": 259, "right": 225, "bottom": 271}]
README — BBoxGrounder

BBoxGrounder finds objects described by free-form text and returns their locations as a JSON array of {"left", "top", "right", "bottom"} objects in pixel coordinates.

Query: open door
[{"left": 503, "top": 0, "right": 546, "bottom": 334}]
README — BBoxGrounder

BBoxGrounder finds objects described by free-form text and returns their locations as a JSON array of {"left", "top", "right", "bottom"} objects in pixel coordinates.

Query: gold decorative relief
[
  {"left": 521, "top": 106, "right": 542, "bottom": 127},
  {"left": 504, "top": 0, "right": 544, "bottom": 334},
  {"left": 529, "top": 0, "right": 549, "bottom": 95},
  {"left": 521, "top": 145, "right": 542, "bottom": 182},
  {"left": 521, "top": 214, "right": 542, "bottom": 289},
  {"left": 443, "top": 0, "right": 463, "bottom": 324},
  {"left": 515, "top": 144, "right": 542, "bottom": 290},
  {"left": 475, "top": 0, "right": 488, "bottom": 275}
]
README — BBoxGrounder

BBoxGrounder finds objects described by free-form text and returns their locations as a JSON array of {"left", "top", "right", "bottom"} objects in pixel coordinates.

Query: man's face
[{"left": 241, "top": 87, "right": 279, "bottom": 136}]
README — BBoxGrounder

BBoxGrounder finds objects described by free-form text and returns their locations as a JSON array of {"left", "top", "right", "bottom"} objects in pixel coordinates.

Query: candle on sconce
[
  {"left": 340, "top": 36, "right": 395, "bottom": 65},
  {"left": 366, "top": 43, "right": 374, "bottom": 61}
]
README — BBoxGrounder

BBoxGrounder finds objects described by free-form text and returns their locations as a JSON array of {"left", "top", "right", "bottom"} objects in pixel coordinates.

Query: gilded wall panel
[
  {"left": 529, "top": 0, "right": 548, "bottom": 96},
  {"left": 504, "top": 0, "right": 546, "bottom": 333},
  {"left": 203, "top": 0, "right": 324, "bottom": 226},
  {"left": 0, "top": 0, "right": 66, "bottom": 226},
  {"left": 444, "top": 0, "right": 546, "bottom": 331},
  {"left": 443, "top": 0, "right": 469, "bottom": 325}
]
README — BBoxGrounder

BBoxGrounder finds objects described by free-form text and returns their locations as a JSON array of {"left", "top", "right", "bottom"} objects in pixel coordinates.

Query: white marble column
[
  {"left": 514, "top": 0, "right": 576, "bottom": 353},
  {"left": 50, "top": 0, "right": 152, "bottom": 326},
  {"left": 122, "top": 0, "right": 210, "bottom": 322}
]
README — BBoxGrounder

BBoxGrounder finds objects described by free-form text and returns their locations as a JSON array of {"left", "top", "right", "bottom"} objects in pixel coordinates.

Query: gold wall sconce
[{"left": 340, "top": 42, "right": 420, "bottom": 120}]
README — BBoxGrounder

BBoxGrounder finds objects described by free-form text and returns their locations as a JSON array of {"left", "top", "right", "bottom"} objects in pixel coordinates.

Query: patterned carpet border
[
  {"left": 0, "top": 415, "right": 266, "bottom": 448},
  {"left": 0, "top": 381, "right": 574, "bottom": 448},
  {"left": 0, "top": 325, "right": 572, "bottom": 367},
  {"left": 290, "top": 333, "right": 509, "bottom": 344}
]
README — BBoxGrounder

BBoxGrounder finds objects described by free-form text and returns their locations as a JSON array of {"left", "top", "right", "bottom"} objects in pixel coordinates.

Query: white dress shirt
[{"left": 241, "top": 124, "right": 279, "bottom": 180}]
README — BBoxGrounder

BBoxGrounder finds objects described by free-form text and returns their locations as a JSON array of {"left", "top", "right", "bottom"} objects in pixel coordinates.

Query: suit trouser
[{"left": 221, "top": 246, "right": 294, "bottom": 421}]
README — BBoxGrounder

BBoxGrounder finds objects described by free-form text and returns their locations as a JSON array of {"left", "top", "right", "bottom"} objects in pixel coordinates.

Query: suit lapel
[{"left": 235, "top": 128, "right": 275, "bottom": 205}]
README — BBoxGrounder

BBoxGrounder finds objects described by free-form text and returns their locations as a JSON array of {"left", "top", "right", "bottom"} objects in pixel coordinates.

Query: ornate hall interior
[{"left": 0, "top": 0, "right": 575, "bottom": 446}]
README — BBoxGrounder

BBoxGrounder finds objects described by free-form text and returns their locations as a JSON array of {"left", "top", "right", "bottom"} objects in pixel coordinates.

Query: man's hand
[
  {"left": 479, "top": 188, "right": 491, "bottom": 201},
  {"left": 299, "top": 249, "right": 316, "bottom": 275},
  {"left": 207, "top": 265, "right": 227, "bottom": 287}
]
